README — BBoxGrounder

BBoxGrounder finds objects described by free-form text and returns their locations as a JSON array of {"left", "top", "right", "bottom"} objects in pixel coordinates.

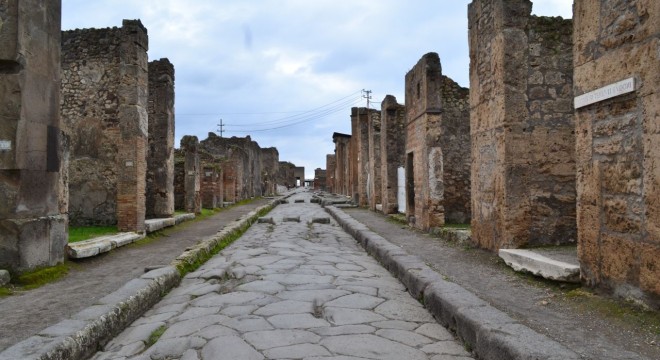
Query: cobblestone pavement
[{"left": 91, "top": 192, "right": 473, "bottom": 360}]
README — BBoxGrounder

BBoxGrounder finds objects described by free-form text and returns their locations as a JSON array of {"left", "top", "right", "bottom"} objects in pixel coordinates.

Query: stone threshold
[
  {"left": 66, "top": 213, "right": 196, "bottom": 259},
  {"left": 498, "top": 247, "right": 580, "bottom": 283}
]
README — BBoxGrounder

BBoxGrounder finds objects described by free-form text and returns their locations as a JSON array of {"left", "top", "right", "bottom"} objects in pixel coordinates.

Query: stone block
[
  {"left": 0, "top": 269, "right": 9, "bottom": 286},
  {"left": 499, "top": 249, "right": 580, "bottom": 283}
]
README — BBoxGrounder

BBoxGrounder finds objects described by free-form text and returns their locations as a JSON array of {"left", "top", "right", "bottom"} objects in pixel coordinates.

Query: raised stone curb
[
  {"left": 0, "top": 198, "right": 284, "bottom": 360},
  {"left": 174, "top": 213, "right": 195, "bottom": 225},
  {"left": 325, "top": 206, "right": 580, "bottom": 360},
  {"left": 144, "top": 218, "right": 176, "bottom": 233},
  {"left": 0, "top": 266, "right": 180, "bottom": 360},
  {"left": 66, "top": 233, "right": 144, "bottom": 259}
]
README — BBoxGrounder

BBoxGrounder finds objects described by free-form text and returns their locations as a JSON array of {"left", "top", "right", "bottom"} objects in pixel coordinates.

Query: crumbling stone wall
[
  {"left": 61, "top": 20, "right": 149, "bottom": 232},
  {"left": 181, "top": 136, "right": 201, "bottom": 214},
  {"left": 314, "top": 168, "right": 327, "bottom": 191},
  {"left": 574, "top": 0, "right": 659, "bottom": 307},
  {"left": 349, "top": 116, "right": 359, "bottom": 201},
  {"left": 294, "top": 167, "right": 305, "bottom": 187},
  {"left": 469, "top": 0, "right": 575, "bottom": 250},
  {"left": 261, "top": 148, "right": 279, "bottom": 196},
  {"left": 380, "top": 95, "right": 406, "bottom": 214},
  {"left": 405, "top": 53, "right": 471, "bottom": 231},
  {"left": 146, "top": 58, "right": 175, "bottom": 218},
  {"left": 368, "top": 109, "right": 382, "bottom": 211},
  {"left": 276, "top": 161, "right": 296, "bottom": 189},
  {"left": 173, "top": 149, "right": 185, "bottom": 210},
  {"left": 332, "top": 133, "right": 351, "bottom": 196},
  {"left": 0, "top": 0, "right": 68, "bottom": 271},
  {"left": 326, "top": 154, "right": 336, "bottom": 193},
  {"left": 352, "top": 108, "right": 370, "bottom": 206},
  {"left": 200, "top": 151, "right": 223, "bottom": 209}
]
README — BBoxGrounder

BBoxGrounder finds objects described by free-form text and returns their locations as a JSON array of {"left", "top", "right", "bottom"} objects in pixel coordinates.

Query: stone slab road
[{"left": 92, "top": 192, "right": 472, "bottom": 360}]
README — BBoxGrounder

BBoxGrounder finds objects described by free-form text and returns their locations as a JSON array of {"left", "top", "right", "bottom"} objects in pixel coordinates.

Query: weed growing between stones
[
  {"left": 15, "top": 262, "right": 70, "bottom": 290},
  {"left": 146, "top": 325, "right": 167, "bottom": 348},
  {"left": 68, "top": 226, "right": 118, "bottom": 243}
]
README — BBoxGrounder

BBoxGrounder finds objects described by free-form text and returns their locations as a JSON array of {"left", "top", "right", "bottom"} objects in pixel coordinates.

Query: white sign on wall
[
  {"left": 0, "top": 140, "right": 11, "bottom": 151},
  {"left": 574, "top": 77, "right": 635, "bottom": 109},
  {"left": 397, "top": 167, "right": 406, "bottom": 214}
]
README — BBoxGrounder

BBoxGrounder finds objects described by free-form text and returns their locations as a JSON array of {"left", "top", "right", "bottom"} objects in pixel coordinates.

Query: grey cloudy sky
[{"left": 62, "top": 0, "right": 573, "bottom": 179}]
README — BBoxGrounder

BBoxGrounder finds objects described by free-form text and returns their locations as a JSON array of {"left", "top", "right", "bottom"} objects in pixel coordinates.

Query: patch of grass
[
  {"left": 564, "top": 288, "right": 660, "bottom": 335},
  {"left": 443, "top": 223, "right": 471, "bottom": 230},
  {"left": 146, "top": 325, "right": 167, "bottom": 347},
  {"left": 68, "top": 226, "right": 118, "bottom": 243},
  {"left": 15, "top": 262, "right": 69, "bottom": 290},
  {"left": 387, "top": 214, "right": 408, "bottom": 226},
  {"left": 0, "top": 287, "right": 13, "bottom": 297}
]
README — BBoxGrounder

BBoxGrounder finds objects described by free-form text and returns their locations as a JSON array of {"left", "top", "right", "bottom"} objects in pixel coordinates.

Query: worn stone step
[{"left": 498, "top": 248, "right": 580, "bottom": 283}]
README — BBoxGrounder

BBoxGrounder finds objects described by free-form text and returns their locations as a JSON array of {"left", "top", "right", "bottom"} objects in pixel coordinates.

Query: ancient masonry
[
  {"left": 405, "top": 53, "right": 471, "bottom": 231},
  {"left": 146, "top": 58, "right": 175, "bottom": 218},
  {"left": 0, "top": 0, "right": 68, "bottom": 271},
  {"left": 261, "top": 147, "right": 279, "bottom": 196},
  {"left": 367, "top": 108, "right": 382, "bottom": 211},
  {"left": 314, "top": 168, "right": 327, "bottom": 191},
  {"left": 61, "top": 20, "right": 149, "bottom": 232},
  {"left": 294, "top": 166, "right": 305, "bottom": 187},
  {"left": 199, "top": 150, "right": 223, "bottom": 209},
  {"left": 352, "top": 108, "right": 371, "bottom": 206},
  {"left": 326, "top": 154, "right": 336, "bottom": 193},
  {"left": 332, "top": 133, "right": 352, "bottom": 196},
  {"left": 276, "top": 161, "right": 296, "bottom": 190},
  {"left": 380, "top": 95, "right": 406, "bottom": 214},
  {"left": 573, "top": 0, "right": 659, "bottom": 307},
  {"left": 180, "top": 135, "right": 201, "bottom": 214},
  {"left": 469, "top": 0, "right": 575, "bottom": 250}
]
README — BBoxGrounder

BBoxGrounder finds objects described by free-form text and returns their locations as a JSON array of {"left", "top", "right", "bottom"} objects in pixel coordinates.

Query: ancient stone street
[{"left": 91, "top": 192, "right": 472, "bottom": 360}]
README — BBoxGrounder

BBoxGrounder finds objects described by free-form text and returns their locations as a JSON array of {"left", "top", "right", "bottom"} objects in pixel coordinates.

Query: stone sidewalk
[{"left": 91, "top": 192, "right": 473, "bottom": 360}]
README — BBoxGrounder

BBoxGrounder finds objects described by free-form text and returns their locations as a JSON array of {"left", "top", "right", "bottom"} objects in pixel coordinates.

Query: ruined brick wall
[
  {"left": 352, "top": 108, "right": 370, "bottom": 206},
  {"left": 380, "top": 96, "right": 406, "bottom": 214},
  {"left": 61, "top": 20, "right": 149, "bottom": 232},
  {"left": 332, "top": 133, "right": 351, "bottom": 196},
  {"left": 326, "top": 154, "right": 336, "bottom": 193},
  {"left": 314, "top": 168, "right": 327, "bottom": 191},
  {"left": 181, "top": 136, "right": 201, "bottom": 214},
  {"left": 276, "top": 161, "right": 296, "bottom": 189},
  {"left": 469, "top": 0, "right": 575, "bottom": 250},
  {"left": 173, "top": 149, "right": 185, "bottom": 210},
  {"left": 349, "top": 115, "right": 359, "bottom": 201},
  {"left": 0, "top": 0, "right": 68, "bottom": 271},
  {"left": 367, "top": 109, "right": 382, "bottom": 211},
  {"left": 261, "top": 148, "right": 279, "bottom": 196},
  {"left": 146, "top": 58, "right": 175, "bottom": 218},
  {"left": 574, "top": 0, "right": 659, "bottom": 308},
  {"left": 200, "top": 151, "right": 223, "bottom": 209}
]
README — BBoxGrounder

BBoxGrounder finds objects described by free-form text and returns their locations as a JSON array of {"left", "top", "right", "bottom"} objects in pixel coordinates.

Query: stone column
[
  {"left": 181, "top": 136, "right": 201, "bottom": 214},
  {"left": 146, "top": 58, "right": 175, "bottom": 218},
  {"left": 354, "top": 107, "right": 370, "bottom": 207},
  {"left": 380, "top": 95, "right": 406, "bottom": 214},
  {"left": 469, "top": 0, "right": 575, "bottom": 250},
  {"left": 326, "top": 154, "right": 336, "bottom": 193},
  {"left": 574, "top": 0, "right": 659, "bottom": 308},
  {"left": 368, "top": 109, "right": 382, "bottom": 211},
  {"left": 0, "top": 0, "right": 67, "bottom": 271}
]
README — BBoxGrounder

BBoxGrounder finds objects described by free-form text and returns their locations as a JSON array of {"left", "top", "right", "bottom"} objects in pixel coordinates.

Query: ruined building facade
[
  {"left": 405, "top": 53, "right": 471, "bottom": 231},
  {"left": 332, "top": 133, "right": 352, "bottom": 196},
  {"left": 367, "top": 109, "right": 382, "bottom": 211},
  {"left": 469, "top": 0, "right": 575, "bottom": 250},
  {"left": 261, "top": 147, "right": 279, "bottom": 196},
  {"left": 0, "top": 0, "right": 68, "bottom": 271},
  {"left": 380, "top": 95, "right": 406, "bottom": 214},
  {"left": 573, "top": 0, "right": 659, "bottom": 307},
  {"left": 61, "top": 20, "right": 149, "bottom": 232}
]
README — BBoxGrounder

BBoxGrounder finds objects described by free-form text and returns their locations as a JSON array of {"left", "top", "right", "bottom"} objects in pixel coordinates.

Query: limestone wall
[
  {"left": 332, "top": 133, "right": 351, "bottom": 196},
  {"left": 367, "top": 109, "right": 382, "bottom": 211},
  {"left": 61, "top": 20, "right": 149, "bottom": 231},
  {"left": 261, "top": 148, "right": 279, "bottom": 196},
  {"left": 326, "top": 154, "right": 336, "bottom": 193},
  {"left": 352, "top": 108, "right": 370, "bottom": 206},
  {"left": 181, "top": 136, "right": 201, "bottom": 214},
  {"left": 146, "top": 58, "right": 175, "bottom": 218},
  {"left": 380, "top": 96, "right": 406, "bottom": 214},
  {"left": 574, "top": 0, "right": 659, "bottom": 307},
  {"left": 0, "top": 0, "right": 68, "bottom": 271},
  {"left": 469, "top": 0, "right": 575, "bottom": 250}
]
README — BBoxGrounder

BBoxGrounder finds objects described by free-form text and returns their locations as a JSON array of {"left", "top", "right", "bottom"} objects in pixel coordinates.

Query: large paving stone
[
  {"left": 374, "top": 300, "right": 435, "bottom": 322},
  {"left": 243, "top": 329, "right": 320, "bottom": 350},
  {"left": 375, "top": 328, "right": 434, "bottom": 347},
  {"left": 267, "top": 313, "right": 331, "bottom": 329},
  {"left": 201, "top": 336, "right": 263, "bottom": 360},
  {"left": 253, "top": 300, "right": 313, "bottom": 316},
  {"left": 320, "top": 334, "right": 428, "bottom": 360},
  {"left": 264, "top": 343, "right": 331, "bottom": 358},
  {"left": 323, "top": 307, "right": 387, "bottom": 325},
  {"left": 324, "top": 293, "right": 385, "bottom": 309}
]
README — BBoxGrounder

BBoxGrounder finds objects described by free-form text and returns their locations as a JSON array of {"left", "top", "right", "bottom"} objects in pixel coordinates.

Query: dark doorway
[{"left": 406, "top": 152, "right": 415, "bottom": 217}]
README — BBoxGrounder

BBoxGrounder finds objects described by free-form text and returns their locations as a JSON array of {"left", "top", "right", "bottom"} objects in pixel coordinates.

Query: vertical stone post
[
  {"left": 368, "top": 109, "right": 382, "bottom": 211},
  {"left": 354, "top": 107, "right": 370, "bottom": 207},
  {"left": 333, "top": 133, "right": 351, "bottom": 196},
  {"left": 326, "top": 154, "right": 336, "bottom": 193},
  {"left": 181, "top": 136, "right": 201, "bottom": 214},
  {"left": 349, "top": 113, "right": 359, "bottom": 200},
  {"left": 469, "top": 0, "right": 575, "bottom": 250},
  {"left": 380, "top": 95, "right": 406, "bottom": 214},
  {"left": 574, "top": 0, "right": 659, "bottom": 308},
  {"left": 146, "top": 58, "right": 175, "bottom": 218},
  {"left": 0, "top": 0, "right": 67, "bottom": 271}
]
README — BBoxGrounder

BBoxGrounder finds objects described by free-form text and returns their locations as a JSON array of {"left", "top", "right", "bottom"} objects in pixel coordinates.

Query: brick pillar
[
  {"left": 469, "top": 0, "right": 575, "bottom": 250},
  {"left": 380, "top": 95, "right": 406, "bottom": 214},
  {"left": 368, "top": 109, "right": 382, "bottom": 211},
  {"left": 0, "top": 0, "right": 68, "bottom": 271},
  {"left": 181, "top": 136, "right": 201, "bottom": 214},
  {"left": 116, "top": 20, "right": 148, "bottom": 232},
  {"left": 354, "top": 107, "right": 370, "bottom": 207},
  {"left": 146, "top": 58, "right": 175, "bottom": 218},
  {"left": 326, "top": 154, "right": 336, "bottom": 193},
  {"left": 574, "top": 0, "right": 660, "bottom": 308}
]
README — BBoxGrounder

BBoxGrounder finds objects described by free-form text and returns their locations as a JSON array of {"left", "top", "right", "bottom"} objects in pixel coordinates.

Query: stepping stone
[
  {"left": 310, "top": 217, "right": 330, "bottom": 224},
  {"left": 283, "top": 216, "right": 301, "bottom": 222},
  {"left": 257, "top": 217, "right": 275, "bottom": 224}
]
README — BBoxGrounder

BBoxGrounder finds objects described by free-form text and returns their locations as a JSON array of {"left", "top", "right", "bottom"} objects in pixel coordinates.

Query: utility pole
[
  {"left": 362, "top": 89, "right": 372, "bottom": 110},
  {"left": 217, "top": 119, "right": 224, "bottom": 137}
]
